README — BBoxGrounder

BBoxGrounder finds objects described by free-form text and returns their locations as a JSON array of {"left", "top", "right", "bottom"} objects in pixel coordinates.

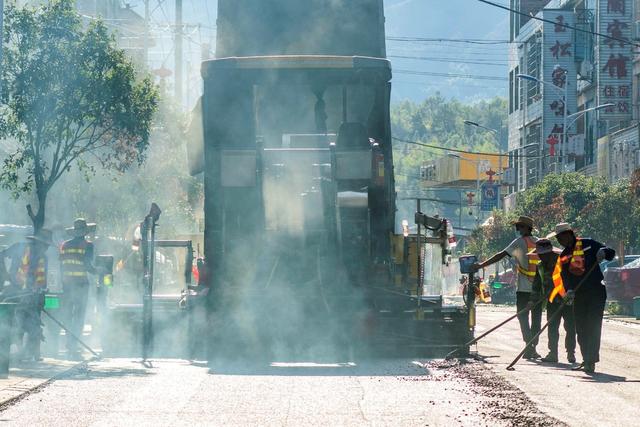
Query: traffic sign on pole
[{"left": 481, "top": 183, "right": 500, "bottom": 211}]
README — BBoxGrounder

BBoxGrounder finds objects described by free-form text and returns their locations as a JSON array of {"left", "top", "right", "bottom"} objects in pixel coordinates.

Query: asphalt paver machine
[{"left": 198, "top": 56, "right": 473, "bottom": 358}]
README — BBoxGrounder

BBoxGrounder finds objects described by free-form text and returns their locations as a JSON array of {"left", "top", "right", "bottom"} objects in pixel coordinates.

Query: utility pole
[
  {"left": 175, "top": 0, "right": 183, "bottom": 104},
  {"left": 143, "top": 0, "right": 149, "bottom": 66}
]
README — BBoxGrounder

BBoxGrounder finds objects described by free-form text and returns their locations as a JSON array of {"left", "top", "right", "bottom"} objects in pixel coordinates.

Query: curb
[{"left": 0, "top": 356, "right": 99, "bottom": 412}]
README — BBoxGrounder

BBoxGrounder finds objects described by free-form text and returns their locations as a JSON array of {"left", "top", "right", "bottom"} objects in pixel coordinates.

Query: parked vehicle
[
  {"left": 488, "top": 269, "right": 516, "bottom": 305},
  {"left": 603, "top": 256, "right": 640, "bottom": 312},
  {"left": 600, "top": 255, "right": 640, "bottom": 273}
]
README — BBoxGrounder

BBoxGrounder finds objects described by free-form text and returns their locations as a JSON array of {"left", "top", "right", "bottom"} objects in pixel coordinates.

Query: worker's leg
[
  {"left": 530, "top": 296, "right": 542, "bottom": 347},
  {"left": 562, "top": 303, "right": 577, "bottom": 357},
  {"left": 546, "top": 302, "right": 561, "bottom": 356},
  {"left": 73, "top": 284, "right": 90, "bottom": 349},
  {"left": 573, "top": 294, "right": 589, "bottom": 363},
  {"left": 515, "top": 291, "right": 532, "bottom": 343},
  {"left": 516, "top": 291, "right": 538, "bottom": 356},
  {"left": 586, "top": 286, "right": 607, "bottom": 364},
  {"left": 64, "top": 284, "right": 80, "bottom": 353}
]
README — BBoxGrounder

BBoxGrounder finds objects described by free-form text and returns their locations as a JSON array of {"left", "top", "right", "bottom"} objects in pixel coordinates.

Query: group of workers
[
  {"left": 0, "top": 219, "right": 96, "bottom": 362},
  {"left": 471, "top": 216, "right": 615, "bottom": 374}
]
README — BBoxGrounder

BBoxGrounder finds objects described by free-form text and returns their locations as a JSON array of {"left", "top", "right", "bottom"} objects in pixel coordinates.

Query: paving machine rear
[
  {"left": 188, "top": 0, "right": 476, "bottom": 360},
  {"left": 197, "top": 55, "right": 473, "bottom": 359}
]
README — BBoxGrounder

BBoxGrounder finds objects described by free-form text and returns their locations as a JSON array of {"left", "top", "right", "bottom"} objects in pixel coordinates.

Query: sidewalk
[{"left": 0, "top": 358, "right": 84, "bottom": 409}]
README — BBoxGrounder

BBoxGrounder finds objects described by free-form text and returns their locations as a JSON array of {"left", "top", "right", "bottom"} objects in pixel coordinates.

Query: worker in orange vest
[
  {"left": 60, "top": 219, "right": 97, "bottom": 360},
  {"left": 2, "top": 229, "right": 53, "bottom": 361},
  {"left": 471, "top": 215, "right": 541, "bottom": 359},
  {"left": 528, "top": 238, "right": 576, "bottom": 364},
  {"left": 548, "top": 223, "right": 615, "bottom": 374}
]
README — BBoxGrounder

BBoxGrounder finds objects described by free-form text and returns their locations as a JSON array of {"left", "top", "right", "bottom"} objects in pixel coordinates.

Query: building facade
[{"left": 507, "top": 0, "right": 638, "bottom": 195}]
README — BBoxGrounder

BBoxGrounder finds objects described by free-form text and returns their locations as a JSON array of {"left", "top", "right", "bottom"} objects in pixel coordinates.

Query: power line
[
  {"left": 395, "top": 69, "right": 508, "bottom": 81},
  {"left": 387, "top": 36, "right": 510, "bottom": 45},
  {"left": 477, "top": 0, "right": 640, "bottom": 49},
  {"left": 389, "top": 55, "right": 510, "bottom": 66},
  {"left": 392, "top": 136, "right": 546, "bottom": 159}
]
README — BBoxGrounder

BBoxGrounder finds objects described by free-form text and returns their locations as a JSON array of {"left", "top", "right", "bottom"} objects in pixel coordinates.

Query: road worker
[
  {"left": 471, "top": 215, "right": 541, "bottom": 359},
  {"left": 547, "top": 223, "right": 615, "bottom": 374},
  {"left": 60, "top": 219, "right": 96, "bottom": 359},
  {"left": 2, "top": 229, "right": 53, "bottom": 361},
  {"left": 528, "top": 238, "right": 576, "bottom": 364}
]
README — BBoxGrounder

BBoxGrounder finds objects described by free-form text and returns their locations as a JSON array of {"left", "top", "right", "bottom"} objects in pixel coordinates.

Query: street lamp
[{"left": 517, "top": 72, "right": 569, "bottom": 171}]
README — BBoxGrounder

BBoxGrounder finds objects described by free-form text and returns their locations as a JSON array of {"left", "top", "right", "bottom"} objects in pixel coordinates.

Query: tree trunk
[
  {"left": 27, "top": 191, "right": 47, "bottom": 233},
  {"left": 618, "top": 241, "right": 625, "bottom": 267}
]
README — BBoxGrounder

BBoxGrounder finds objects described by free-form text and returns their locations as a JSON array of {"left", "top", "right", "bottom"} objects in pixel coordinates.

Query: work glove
[
  {"left": 596, "top": 248, "right": 607, "bottom": 263},
  {"left": 563, "top": 290, "right": 575, "bottom": 306}
]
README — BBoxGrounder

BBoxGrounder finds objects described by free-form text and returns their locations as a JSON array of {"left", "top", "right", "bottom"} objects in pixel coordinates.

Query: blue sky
[{"left": 133, "top": 0, "right": 508, "bottom": 104}]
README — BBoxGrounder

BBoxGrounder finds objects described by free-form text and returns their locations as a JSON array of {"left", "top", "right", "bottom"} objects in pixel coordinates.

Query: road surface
[
  {"left": 475, "top": 305, "right": 640, "bottom": 427},
  {"left": 0, "top": 305, "right": 638, "bottom": 426}
]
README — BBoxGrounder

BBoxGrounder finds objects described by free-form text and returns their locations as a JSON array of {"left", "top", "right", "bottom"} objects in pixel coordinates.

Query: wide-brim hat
[
  {"left": 511, "top": 215, "right": 534, "bottom": 229},
  {"left": 527, "top": 238, "right": 562, "bottom": 256},
  {"left": 546, "top": 222, "right": 574, "bottom": 239},
  {"left": 66, "top": 218, "right": 96, "bottom": 237},
  {"left": 27, "top": 228, "right": 54, "bottom": 246}
]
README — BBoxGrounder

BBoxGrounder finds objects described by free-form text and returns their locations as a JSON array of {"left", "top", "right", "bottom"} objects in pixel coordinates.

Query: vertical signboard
[
  {"left": 481, "top": 183, "right": 500, "bottom": 212},
  {"left": 542, "top": 10, "right": 577, "bottom": 159},
  {"left": 597, "top": 0, "right": 633, "bottom": 121}
]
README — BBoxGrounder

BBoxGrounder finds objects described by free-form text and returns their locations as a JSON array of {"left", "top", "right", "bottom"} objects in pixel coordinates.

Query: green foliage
[
  {"left": 466, "top": 209, "right": 518, "bottom": 260},
  {"left": 0, "top": 0, "right": 159, "bottom": 230},
  {"left": 391, "top": 94, "right": 507, "bottom": 192},
  {"left": 59, "top": 98, "right": 202, "bottom": 237},
  {"left": 515, "top": 173, "right": 605, "bottom": 237},
  {"left": 579, "top": 179, "right": 640, "bottom": 249}
]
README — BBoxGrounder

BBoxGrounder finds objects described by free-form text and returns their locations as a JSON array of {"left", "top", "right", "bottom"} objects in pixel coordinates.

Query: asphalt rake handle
[
  {"left": 505, "top": 262, "right": 599, "bottom": 371},
  {"left": 445, "top": 299, "right": 543, "bottom": 360},
  {"left": 42, "top": 309, "right": 101, "bottom": 359}
]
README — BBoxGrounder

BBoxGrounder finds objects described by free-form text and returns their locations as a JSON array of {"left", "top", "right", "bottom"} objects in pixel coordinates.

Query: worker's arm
[
  {"left": 84, "top": 242, "right": 97, "bottom": 275},
  {"left": 471, "top": 251, "right": 508, "bottom": 272}
]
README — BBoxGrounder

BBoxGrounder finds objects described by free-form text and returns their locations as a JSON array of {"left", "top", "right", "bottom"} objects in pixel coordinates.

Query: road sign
[{"left": 481, "top": 183, "right": 500, "bottom": 211}]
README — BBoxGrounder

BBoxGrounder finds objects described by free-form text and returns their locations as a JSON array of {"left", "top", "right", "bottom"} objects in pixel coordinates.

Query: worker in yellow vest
[
  {"left": 471, "top": 215, "right": 541, "bottom": 359},
  {"left": 2, "top": 229, "right": 53, "bottom": 361},
  {"left": 60, "top": 219, "right": 97, "bottom": 359},
  {"left": 528, "top": 238, "right": 576, "bottom": 364},
  {"left": 548, "top": 223, "right": 615, "bottom": 374}
]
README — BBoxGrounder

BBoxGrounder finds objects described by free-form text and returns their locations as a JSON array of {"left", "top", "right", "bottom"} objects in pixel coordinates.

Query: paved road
[
  {"left": 475, "top": 305, "right": 640, "bottom": 427},
  {"left": 3, "top": 305, "right": 638, "bottom": 426},
  {"left": 0, "top": 356, "right": 558, "bottom": 426}
]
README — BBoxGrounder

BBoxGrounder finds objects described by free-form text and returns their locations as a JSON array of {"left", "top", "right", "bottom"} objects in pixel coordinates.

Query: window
[
  {"left": 526, "top": 35, "right": 541, "bottom": 105},
  {"left": 514, "top": 66, "right": 520, "bottom": 111},
  {"left": 509, "top": 70, "right": 514, "bottom": 113}
]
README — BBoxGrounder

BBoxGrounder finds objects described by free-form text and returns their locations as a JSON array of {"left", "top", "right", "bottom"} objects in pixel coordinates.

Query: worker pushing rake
[{"left": 449, "top": 223, "right": 615, "bottom": 375}]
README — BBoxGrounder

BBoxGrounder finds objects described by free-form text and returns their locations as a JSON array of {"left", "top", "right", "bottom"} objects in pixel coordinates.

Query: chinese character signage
[
  {"left": 597, "top": 0, "right": 632, "bottom": 121},
  {"left": 542, "top": 10, "right": 577, "bottom": 158}
]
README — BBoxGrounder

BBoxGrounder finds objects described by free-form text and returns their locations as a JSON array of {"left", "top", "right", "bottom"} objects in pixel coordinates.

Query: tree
[
  {"left": 466, "top": 209, "right": 517, "bottom": 260},
  {"left": 515, "top": 173, "right": 604, "bottom": 237},
  {"left": 60, "top": 98, "right": 202, "bottom": 238},
  {"left": 0, "top": 0, "right": 158, "bottom": 231},
  {"left": 579, "top": 179, "right": 640, "bottom": 261}
]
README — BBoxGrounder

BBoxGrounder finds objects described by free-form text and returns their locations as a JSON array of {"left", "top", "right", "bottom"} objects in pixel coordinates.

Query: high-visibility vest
[
  {"left": 16, "top": 246, "right": 46, "bottom": 289},
  {"left": 548, "top": 256, "right": 566, "bottom": 302},
  {"left": 517, "top": 236, "right": 540, "bottom": 282},
  {"left": 568, "top": 238, "right": 585, "bottom": 276},
  {"left": 60, "top": 238, "right": 89, "bottom": 281}
]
